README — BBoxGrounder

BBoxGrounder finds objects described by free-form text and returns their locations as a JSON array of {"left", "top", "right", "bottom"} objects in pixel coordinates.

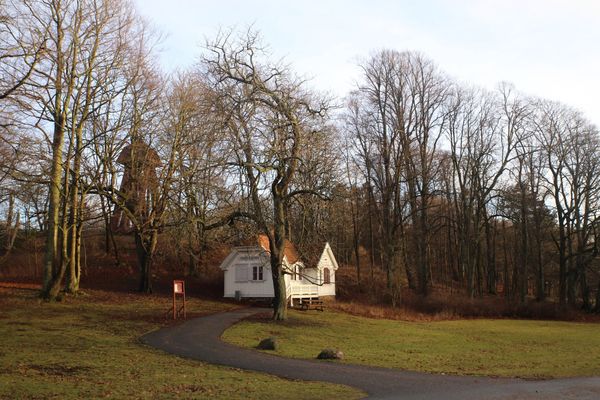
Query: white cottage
[{"left": 219, "top": 235, "right": 338, "bottom": 303}]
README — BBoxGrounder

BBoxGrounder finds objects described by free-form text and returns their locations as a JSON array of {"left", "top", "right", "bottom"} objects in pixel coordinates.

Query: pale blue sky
[{"left": 133, "top": 0, "right": 600, "bottom": 124}]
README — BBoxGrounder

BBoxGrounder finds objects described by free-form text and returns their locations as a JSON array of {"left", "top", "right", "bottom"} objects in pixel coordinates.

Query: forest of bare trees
[{"left": 2, "top": 0, "right": 600, "bottom": 319}]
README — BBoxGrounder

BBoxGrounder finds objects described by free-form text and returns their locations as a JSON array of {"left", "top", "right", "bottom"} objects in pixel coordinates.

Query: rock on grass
[
  {"left": 317, "top": 349, "right": 344, "bottom": 360},
  {"left": 257, "top": 337, "right": 278, "bottom": 350}
]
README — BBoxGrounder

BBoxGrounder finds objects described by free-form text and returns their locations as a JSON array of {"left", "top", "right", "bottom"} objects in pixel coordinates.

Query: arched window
[{"left": 323, "top": 268, "right": 331, "bottom": 284}]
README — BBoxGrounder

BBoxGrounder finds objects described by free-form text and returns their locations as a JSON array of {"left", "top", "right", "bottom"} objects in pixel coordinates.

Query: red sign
[
  {"left": 170, "top": 280, "right": 186, "bottom": 320},
  {"left": 173, "top": 280, "right": 184, "bottom": 294}
]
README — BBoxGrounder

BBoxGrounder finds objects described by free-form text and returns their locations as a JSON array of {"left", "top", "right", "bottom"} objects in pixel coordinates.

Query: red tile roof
[{"left": 258, "top": 234, "right": 301, "bottom": 264}]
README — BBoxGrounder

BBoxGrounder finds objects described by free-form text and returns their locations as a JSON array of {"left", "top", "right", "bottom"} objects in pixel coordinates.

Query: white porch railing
[{"left": 287, "top": 283, "right": 319, "bottom": 299}]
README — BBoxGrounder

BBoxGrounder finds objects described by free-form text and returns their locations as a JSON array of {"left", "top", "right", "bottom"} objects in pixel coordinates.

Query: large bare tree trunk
[
  {"left": 41, "top": 1, "right": 66, "bottom": 299},
  {"left": 269, "top": 194, "right": 289, "bottom": 320},
  {"left": 42, "top": 115, "right": 66, "bottom": 299}
]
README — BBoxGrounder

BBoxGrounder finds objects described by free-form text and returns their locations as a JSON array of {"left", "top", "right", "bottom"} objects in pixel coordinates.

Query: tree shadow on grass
[{"left": 245, "top": 311, "right": 328, "bottom": 328}]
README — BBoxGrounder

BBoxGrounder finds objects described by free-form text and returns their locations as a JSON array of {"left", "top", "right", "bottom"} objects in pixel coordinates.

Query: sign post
[{"left": 171, "top": 280, "right": 186, "bottom": 320}]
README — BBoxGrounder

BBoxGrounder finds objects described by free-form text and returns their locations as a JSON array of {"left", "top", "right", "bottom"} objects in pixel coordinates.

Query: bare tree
[
  {"left": 0, "top": 0, "right": 45, "bottom": 104},
  {"left": 533, "top": 101, "right": 600, "bottom": 307},
  {"left": 393, "top": 52, "right": 449, "bottom": 296},
  {"left": 203, "top": 30, "right": 330, "bottom": 320},
  {"left": 19, "top": 0, "right": 137, "bottom": 299},
  {"left": 346, "top": 50, "right": 450, "bottom": 302},
  {"left": 445, "top": 84, "right": 524, "bottom": 297},
  {"left": 500, "top": 132, "right": 550, "bottom": 303},
  {"left": 346, "top": 53, "right": 409, "bottom": 305},
  {"left": 163, "top": 71, "right": 231, "bottom": 276}
]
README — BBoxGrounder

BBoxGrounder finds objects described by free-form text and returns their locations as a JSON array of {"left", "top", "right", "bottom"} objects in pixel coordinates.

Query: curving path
[{"left": 141, "top": 308, "right": 600, "bottom": 399}]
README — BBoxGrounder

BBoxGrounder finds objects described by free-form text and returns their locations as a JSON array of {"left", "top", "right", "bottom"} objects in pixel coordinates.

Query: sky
[{"left": 132, "top": 0, "right": 600, "bottom": 125}]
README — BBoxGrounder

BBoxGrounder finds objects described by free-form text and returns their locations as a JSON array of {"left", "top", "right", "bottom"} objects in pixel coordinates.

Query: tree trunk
[
  {"left": 502, "top": 219, "right": 510, "bottom": 299},
  {"left": 1, "top": 194, "right": 20, "bottom": 261},
  {"left": 400, "top": 223, "right": 416, "bottom": 290},
  {"left": 534, "top": 219, "right": 545, "bottom": 301},
  {"left": 366, "top": 183, "right": 375, "bottom": 284},
  {"left": 42, "top": 5, "right": 70, "bottom": 300},
  {"left": 271, "top": 195, "right": 288, "bottom": 320},
  {"left": 485, "top": 217, "right": 497, "bottom": 294},
  {"left": 66, "top": 215, "right": 83, "bottom": 293},
  {"left": 6, "top": 211, "right": 19, "bottom": 255},
  {"left": 417, "top": 202, "right": 430, "bottom": 296},
  {"left": 66, "top": 138, "right": 82, "bottom": 293},
  {"left": 270, "top": 249, "right": 287, "bottom": 320},
  {"left": 578, "top": 256, "right": 591, "bottom": 311},
  {"left": 350, "top": 189, "right": 361, "bottom": 287},
  {"left": 594, "top": 280, "right": 600, "bottom": 313},
  {"left": 41, "top": 116, "right": 65, "bottom": 299},
  {"left": 135, "top": 230, "right": 157, "bottom": 294},
  {"left": 556, "top": 195, "right": 568, "bottom": 305}
]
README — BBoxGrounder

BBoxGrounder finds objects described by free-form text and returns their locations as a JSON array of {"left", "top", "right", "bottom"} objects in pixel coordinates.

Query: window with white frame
[{"left": 252, "top": 266, "right": 264, "bottom": 281}]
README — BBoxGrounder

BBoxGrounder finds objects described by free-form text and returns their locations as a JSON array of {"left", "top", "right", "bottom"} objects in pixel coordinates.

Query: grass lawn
[
  {"left": 223, "top": 309, "right": 600, "bottom": 379},
  {"left": 0, "top": 287, "right": 363, "bottom": 400}
]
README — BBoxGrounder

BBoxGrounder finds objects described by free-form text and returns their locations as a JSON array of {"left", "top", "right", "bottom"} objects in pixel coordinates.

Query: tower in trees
[{"left": 110, "top": 141, "right": 160, "bottom": 233}]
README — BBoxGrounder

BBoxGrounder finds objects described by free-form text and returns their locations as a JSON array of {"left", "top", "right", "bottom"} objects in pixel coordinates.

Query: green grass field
[
  {"left": 223, "top": 309, "right": 600, "bottom": 378},
  {"left": 0, "top": 288, "right": 363, "bottom": 400}
]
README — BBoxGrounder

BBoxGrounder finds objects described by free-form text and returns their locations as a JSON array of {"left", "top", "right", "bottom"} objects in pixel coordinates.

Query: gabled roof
[
  {"left": 317, "top": 242, "right": 339, "bottom": 271},
  {"left": 218, "top": 246, "right": 269, "bottom": 271},
  {"left": 258, "top": 234, "right": 301, "bottom": 264}
]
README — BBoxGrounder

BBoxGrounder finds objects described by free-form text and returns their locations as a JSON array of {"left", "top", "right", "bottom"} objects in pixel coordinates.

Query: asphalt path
[{"left": 141, "top": 308, "right": 600, "bottom": 399}]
